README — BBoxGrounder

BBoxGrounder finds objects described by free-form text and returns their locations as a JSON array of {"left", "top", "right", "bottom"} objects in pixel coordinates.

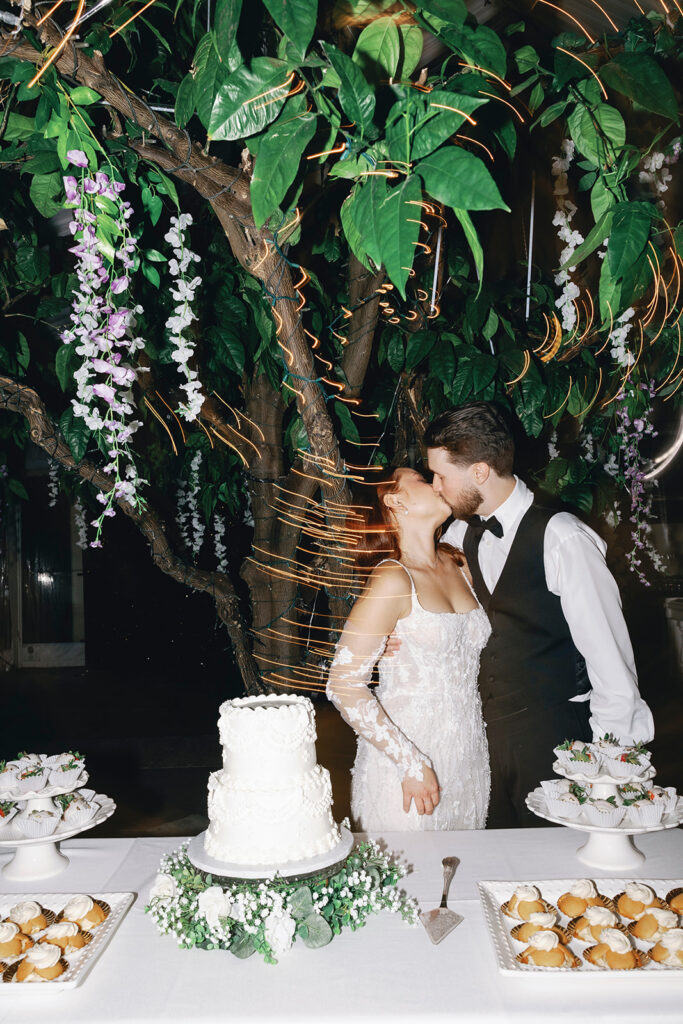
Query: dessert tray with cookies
[
  {"left": 525, "top": 736, "right": 683, "bottom": 871},
  {"left": 478, "top": 878, "right": 683, "bottom": 975},
  {"left": 0, "top": 893, "right": 134, "bottom": 989},
  {"left": 0, "top": 753, "right": 116, "bottom": 882}
]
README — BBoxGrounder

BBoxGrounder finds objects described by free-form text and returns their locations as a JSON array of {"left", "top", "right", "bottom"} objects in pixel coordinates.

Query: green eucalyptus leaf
[
  {"left": 299, "top": 913, "right": 333, "bottom": 949},
  {"left": 209, "top": 58, "right": 289, "bottom": 141},
  {"left": 250, "top": 112, "right": 316, "bottom": 227},
  {"left": 322, "top": 43, "right": 376, "bottom": 131},
  {"left": 289, "top": 886, "right": 314, "bottom": 920},
  {"left": 263, "top": 0, "right": 317, "bottom": 58},
  {"left": 229, "top": 930, "right": 256, "bottom": 958},
  {"left": 416, "top": 146, "right": 509, "bottom": 212}
]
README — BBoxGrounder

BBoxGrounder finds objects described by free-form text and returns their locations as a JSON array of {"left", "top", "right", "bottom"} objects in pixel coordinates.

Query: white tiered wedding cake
[{"left": 204, "top": 694, "right": 341, "bottom": 866}]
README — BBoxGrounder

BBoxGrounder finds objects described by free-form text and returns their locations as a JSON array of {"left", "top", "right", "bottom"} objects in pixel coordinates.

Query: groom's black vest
[{"left": 463, "top": 504, "right": 590, "bottom": 723}]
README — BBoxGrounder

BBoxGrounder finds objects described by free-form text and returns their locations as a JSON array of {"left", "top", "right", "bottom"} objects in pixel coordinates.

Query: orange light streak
[
  {"left": 197, "top": 419, "right": 215, "bottom": 449},
  {"left": 154, "top": 390, "right": 186, "bottom": 445},
  {"left": 505, "top": 350, "right": 531, "bottom": 385},
  {"left": 304, "top": 329, "right": 321, "bottom": 350},
  {"left": 582, "top": 368, "right": 603, "bottom": 417},
  {"left": 581, "top": 0, "right": 619, "bottom": 31},
  {"left": 556, "top": 48, "right": 608, "bottom": 99},
  {"left": 110, "top": 0, "right": 159, "bottom": 38},
  {"left": 579, "top": 291, "right": 595, "bottom": 341},
  {"left": 479, "top": 91, "right": 525, "bottom": 123},
  {"left": 457, "top": 61, "right": 512, "bottom": 91},
  {"left": 210, "top": 426, "right": 249, "bottom": 468},
  {"left": 37, "top": 0, "right": 65, "bottom": 24},
  {"left": 350, "top": 409, "right": 380, "bottom": 418},
  {"left": 306, "top": 142, "right": 346, "bottom": 160},
  {"left": 430, "top": 102, "right": 478, "bottom": 126},
  {"left": 143, "top": 397, "right": 178, "bottom": 455},
  {"left": 535, "top": 1, "right": 596, "bottom": 43},
  {"left": 543, "top": 377, "right": 573, "bottom": 419},
  {"left": 246, "top": 72, "right": 295, "bottom": 106},
  {"left": 662, "top": 369, "right": 683, "bottom": 402},
  {"left": 358, "top": 170, "right": 399, "bottom": 178},
  {"left": 29, "top": 0, "right": 86, "bottom": 87},
  {"left": 211, "top": 392, "right": 261, "bottom": 457},
  {"left": 455, "top": 134, "right": 495, "bottom": 161},
  {"left": 594, "top": 301, "right": 614, "bottom": 356}
]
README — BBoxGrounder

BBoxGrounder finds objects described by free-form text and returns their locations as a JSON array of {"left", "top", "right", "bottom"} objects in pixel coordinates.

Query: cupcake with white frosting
[
  {"left": 629, "top": 907, "right": 679, "bottom": 944},
  {"left": 60, "top": 895, "right": 108, "bottom": 930},
  {"left": 39, "top": 921, "right": 90, "bottom": 954},
  {"left": 601, "top": 743, "right": 652, "bottom": 780},
  {"left": 616, "top": 882, "right": 661, "bottom": 920},
  {"left": 585, "top": 927, "right": 643, "bottom": 969},
  {"left": 557, "top": 879, "right": 607, "bottom": 919},
  {"left": 0, "top": 921, "right": 33, "bottom": 960},
  {"left": 650, "top": 928, "right": 683, "bottom": 967},
  {"left": 570, "top": 905, "right": 622, "bottom": 943},
  {"left": 517, "top": 929, "right": 579, "bottom": 967},
  {"left": 15, "top": 942, "right": 66, "bottom": 982}
]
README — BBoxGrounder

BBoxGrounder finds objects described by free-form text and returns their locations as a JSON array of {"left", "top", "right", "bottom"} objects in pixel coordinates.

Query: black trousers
[{"left": 484, "top": 698, "right": 591, "bottom": 829}]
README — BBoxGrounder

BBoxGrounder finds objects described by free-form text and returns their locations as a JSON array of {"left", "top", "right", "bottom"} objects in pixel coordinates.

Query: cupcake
[
  {"left": 8, "top": 901, "right": 50, "bottom": 935},
  {"left": 60, "top": 895, "right": 108, "bottom": 930},
  {"left": 590, "top": 733, "right": 628, "bottom": 759},
  {"left": 616, "top": 882, "right": 661, "bottom": 920},
  {"left": 557, "top": 879, "right": 607, "bottom": 919},
  {"left": 584, "top": 927, "right": 644, "bottom": 969},
  {"left": 564, "top": 746, "right": 600, "bottom": 778},
  {"left": 14, "top": 765, "right": 48, "bottom": 794},
  {"left": 15, "top": 809, "right": 60, "bottom": 839},
  {"left": 39, "top": 922, "right": 91, "bottom": 954},
  {"left": 618, "top": 782, "right": 649, "bottom": 806},
  {"left": 540, "top": 778, "right": 570, "bottom": 800},
  {"left": 0, "top": 921, "right": 34, "bottom": 959},
  {"left": 569, "top": 905, "right": 621, "bottom": 943},
  {"left": 650, "top": 786, "right": 678, "bottom": 816},
  {"left": 545, "top": 791, "right": 583, "bottom": 820},
  {"left": 629, "top": 907, "right": 680, "bottom": 943},
  {"left": 0, "top": 800, "right": 17, "bottom": 829},
  {"left": 15, "top": 943, "right": 66, "bottom": 982},
  {"left": 59, "top": 793, "right": 97, "bottom": 829},
  {"left": 516, "top": 930, "right": 579, "bottom": 967},
  {"left": 602, "top": 744, "right": 652, "bottom": 780},
  {"left": 0, "top": 762, "right": 18, "bottom": 794},
  {"left": 502, "top": 884, "right": 548, "bottom": 921},
  {"left": 584, "top": 798, "right": 625, "bottom": 827},
  {"left": 627, "top": 795, "right": 664, "bottom": 827},
  {"left": 49, "top": 754, "right": 84, "bottom": 789},
  {"left": 553, "top": 739, "right": 591, "bottom": 766},
  {"left": 666, "top": 888, "right": 683, "bottom": 915},
  {"left": 511, "top": 911, "right": 570, "bottom": 945},
  {"left": 650, "top": 928, "right": 683, "bottom": 967}
]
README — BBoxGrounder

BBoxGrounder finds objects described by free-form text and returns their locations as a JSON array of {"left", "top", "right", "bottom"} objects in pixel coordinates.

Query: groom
[{"left": 423, "top": 401, "right": 654, "bottom": 828}]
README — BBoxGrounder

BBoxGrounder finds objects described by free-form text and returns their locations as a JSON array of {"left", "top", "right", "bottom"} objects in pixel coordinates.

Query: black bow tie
[{"left": 467, "top": 515, "right": 504, "bottom": 539}]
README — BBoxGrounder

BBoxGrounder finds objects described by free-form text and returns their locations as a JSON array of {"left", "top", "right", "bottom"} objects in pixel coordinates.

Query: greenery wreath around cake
[{"left": 146, "top": 832, "right": 418, "bottom": 964}]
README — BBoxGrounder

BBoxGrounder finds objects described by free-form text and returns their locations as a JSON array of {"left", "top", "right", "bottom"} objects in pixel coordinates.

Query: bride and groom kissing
[{"left": 326, "top": 401, "right": 654, "bottom": 830}]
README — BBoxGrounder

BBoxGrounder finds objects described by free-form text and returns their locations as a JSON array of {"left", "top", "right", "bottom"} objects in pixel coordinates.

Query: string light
[
  {"left": 155, "top": 390, "right": 186, "bottom": 445},
  {"left": 535, "top": 0, "right": 596, "bottom": 43},
  {"left": 29, "top": 0, "right": 86, "bottom": 87},
  {"left": 110, "top": 0, "right": 159, "bottom": 37},
  {"left": 555, "top": 48, "right": 608, "bottom": 99},
  {"left": 143, "top": 396, "right": 178, "bottom": 455},
  {"left": 478, "top": 91, "right": 525, "bottom": 124}
]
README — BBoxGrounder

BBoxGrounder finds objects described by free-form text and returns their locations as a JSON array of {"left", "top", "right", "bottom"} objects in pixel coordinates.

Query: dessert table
[{"left": 0, "top": 827, "right": 681, "bottom": 1022}]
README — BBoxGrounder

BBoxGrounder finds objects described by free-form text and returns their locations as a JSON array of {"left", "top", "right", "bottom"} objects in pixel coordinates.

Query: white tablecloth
[{"left": 1, "top": 827, "right": 681, "bottom": 1022}]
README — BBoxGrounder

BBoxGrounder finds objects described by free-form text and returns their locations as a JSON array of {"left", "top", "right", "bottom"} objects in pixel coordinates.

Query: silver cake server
[{"left": 420, "top": 856, "right": 463, "bottom": 944}]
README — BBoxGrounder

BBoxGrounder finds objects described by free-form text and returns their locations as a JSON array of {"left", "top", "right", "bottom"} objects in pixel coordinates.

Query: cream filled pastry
[
  {"left": 572, "top": 905, "right": 619, "bottom": 943},
  {"left": 61, "top": 895, "right": 106, "bottom": 929},
  {"left": 587, "top": 927, "right": 639, "bottom": 969},
  {"left": 504, "top": 884, "right": 546, "bottom": 920},
  {"left": 557, "top": 879, "right": 601, "bottom": 918},
  {"left": 39, "top": 921, "right": 88, "bottom": 952},
  {"left": 650, "top": 928, "right": 683, "bottom": 966},
  {"left": 15, "top": 942, "right": 65, "bottom": 982},
  {"left": 631, "top": 907, "right": 679, "bottom": 943},
  {"left": 617, "top": 882, "right": 659, "bottom": 920},
  {"left": 8, "top": 901, "right": 47, "bottom": 934},
  {"left": 512, "top": 911, "right": 567, "bottom": 944},
  {"left": 518, "top": 930, "right": 576, "bottom": 967},
  {"left": 0, "top": 921, "right": 33, "bottom": 958}
]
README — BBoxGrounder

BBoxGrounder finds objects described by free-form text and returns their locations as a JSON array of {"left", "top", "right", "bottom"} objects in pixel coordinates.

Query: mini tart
[
  {"left": 510, "top": 921, "right": 571, "bottom": 945},
  {"left": 501, "top": 886, "right": 555, "bottom": 922},
  {"left": 13, "top": 943, "right": 68, "bottom": 982},
  {"left": 615, "top": 886, "right": 665, "bottom": 921},
  {"left": 39, "top": 922, "right": 92, "bottom": 953},
  {"left": 0, "top": 922, "right": 34, "bottom": 959},
  {"left": 584, "top": 944, "right": 648, "bottom": 969},
  {"left": 567, "top": 911, "right": 625, "bottom": 945},
  {"left": 557, "top": 882, "right": 613, "bottom": 919},
  {"left": 515, "top": 945, "right": 580, "bottom": 968},
  {"left": 650, "top": 929, "right": 683, "bottom": 967},
  {"left": 7, "top": 901, "right": 54, "bottom": 936},
  {"left": 666, "top": 887, "right": 683, "bottom": 915},
  {"left": 629, "top": 908, "right": 680, "bottom": 944},
  {"left": 58, "top": 895, "right": 110, "bottom": 930}
]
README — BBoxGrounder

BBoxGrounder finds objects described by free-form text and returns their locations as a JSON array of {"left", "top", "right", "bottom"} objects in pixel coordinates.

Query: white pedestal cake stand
[
  {"left": 187, "top": 827, "right": 355, "bottom": 882},
  {"left": 0, "top": 777, "right": 116, "bottom": 882},
  {"left": 526, "top": 762, "right": 683, "bottom": 871}
]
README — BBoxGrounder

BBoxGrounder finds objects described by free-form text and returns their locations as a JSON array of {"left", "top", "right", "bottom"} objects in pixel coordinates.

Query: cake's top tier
[{"left": 218, "top": 694, "right": 317, "bottom": 779}]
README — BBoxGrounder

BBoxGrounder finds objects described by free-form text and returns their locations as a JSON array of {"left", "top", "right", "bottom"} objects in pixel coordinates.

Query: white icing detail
[
  {"left": 584, "top": 906, "right": 616, "bottom": 927},
  {"left": 43, "top": 922, "right": 79, "bottom": 940},
  {"left": 62, "top": 895, "right": 94, "bottom": 920},
  {"left": 0, "top": 922, "right": 20, "bottom": 943},
  {"left": 514, "top": 885, "right": 541, "bottom": 902},
  {"left": 600, "top": 928, "right": 632, "bottom": 954},
  {"left": 9, "top": 901, "right": 41, "bottom": 924},
  {"left": 529, "top": 930, "right": 559, "bottom": 951},
  {"left": 647, "top": 908, "right": 678, "bottom": 928},
  {"left": 24, "top": 943, "right": 61, "bottom": 969},
  {"left": 570, "top": 878, "right": 597, "bottom": 899},
  {"left": 660, "top": 928, "right": 683, "bottom": 952},
  {"left": 624, "top": 881, "right": 654, "bottom": 905},
  {"left": 528, "top": 912, "right": 556, "bottom": 927}
]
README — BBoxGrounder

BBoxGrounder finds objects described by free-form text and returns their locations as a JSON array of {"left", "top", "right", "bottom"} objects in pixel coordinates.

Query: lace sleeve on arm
[{"left": 326, "top": 633, "right": 432, "bottom": 781}]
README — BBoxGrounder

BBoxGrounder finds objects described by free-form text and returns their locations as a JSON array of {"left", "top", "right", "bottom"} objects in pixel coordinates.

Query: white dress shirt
[{"left": 442, "top": 477, "right": 654, "bottom": 744}]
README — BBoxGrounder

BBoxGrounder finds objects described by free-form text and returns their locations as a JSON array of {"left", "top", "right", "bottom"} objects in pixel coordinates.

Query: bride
[{"left": 326, "top": 467, "right": 491, "bottom": 831}]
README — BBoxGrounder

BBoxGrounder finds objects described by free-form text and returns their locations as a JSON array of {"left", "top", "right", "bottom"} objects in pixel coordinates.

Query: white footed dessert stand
[
  {"left": 187, "top": 826, "right": 355, "bottom": 882},
  {"left": 526, "top": 761, "right": 683, "bottom": 871},
  {"left": 0, "top": 775, "right": 116, "bottom": 882}
]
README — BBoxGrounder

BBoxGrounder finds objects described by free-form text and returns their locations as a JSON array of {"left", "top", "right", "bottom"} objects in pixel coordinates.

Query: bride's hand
[
  {"left": 382, "top": 631, "right": 402, "bottom": 658},
  {"left": 402, "top": 766, "right": 440, "bottom": 815}
]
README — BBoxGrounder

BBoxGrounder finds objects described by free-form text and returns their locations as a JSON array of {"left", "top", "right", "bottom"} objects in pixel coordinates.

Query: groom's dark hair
[{"left": 424, "top": 402, "right": 514, "bottom": 476}]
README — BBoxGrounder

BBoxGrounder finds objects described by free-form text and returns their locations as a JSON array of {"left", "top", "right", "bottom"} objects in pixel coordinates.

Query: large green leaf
[
  {"left": 349, "top": 173, "right": 387, "bottom": 267},
  {"left": 559, "top": 209, "right": 612, "bottom": 269},
  {"left": 209, "top": 58, "right": 289, "bottom": 141},
  {"left": 397, "top": 25, "right": 423, "bottom": 79},
  {"left": 59, "top": 408, "right": 91, "bottom": 463},
  {"left": 29, "top": 172, "right": 63, "bottom": 217},
  {"left": 411, "top": 91, "right": 487, "bottom": 161},
  {"left": 353, "top": 16, "right": 400, "bottom": 81},
  {"left": 322, "top": 43, "right": 376, "bottom": 131},
  {"left": 415, "top": 0, "right": 466, "bottom": 24},
  {"left": 376, "top": 175, "right": 423, "bottom": 298},
  {"left": 263, "top": 0, "right": 317, "bottom": 59},
  {"left": 214, "top": 0, "right": 243, "bottom": 57},
  {"left": 387, "top": 334, "right": 404, "bottom": 372},
  {"left": 416, "top": 146, "right": 509, "bottom": 212},
  {"left": 608, "top": 204, "right": 654, "bottom": 281},
  {"left": 429, "top": 342, "right": 456, "bottom": 388},
  {"left": 250, "top": 112, "right": 316, "bottom": 226},
  {"left": 195, "top": 38, "right": 240, "bottom": 128},
  {"left": 600, "top": 53, "right": 678, "bottom": 122},
  {"left": 566, "top": 102, "right": 625, "bottom": 168},
  {"left": 55, "top": 344, "right": 79, "bottom": 391},
  {"left": 174, "top": 73, "right": 196, "bottom": 129},
  {"left": 334, "top": 400, "right": 361, "bottom": 443},
  {"left": 452, "top": 208, "right": 483, "bottom": 293},
  {"left": 405, "top": 330, "right": 436, "bottom": 370},
  {"left": 340, "top": 189, "right": 372, "bottom": 270}
]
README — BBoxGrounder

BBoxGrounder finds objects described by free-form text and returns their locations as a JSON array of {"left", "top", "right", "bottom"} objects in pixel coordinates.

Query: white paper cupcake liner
[
  {"left": 545, "top": 794, "right": 583, "bottom": 820},
  {"left": 62, "top": 803, "right": 97, "bottom": 829},
  {"left": 14, "top": 773, "right": 48, "bottom": 794},
  {"left": 0, "top": 806, "right": 18, "bottom": 830},
  {"left": 627, "top": 802, "right": 664, "bottom": 827},
  {"left": 584, "top": 802, "right": 625, "bottom": 827},
  {"left": 601, "top": 755, "right": 651, "bottom": 779},
  {"left": 565, "top": 757, "right": 600, "bottom": 778},
  {"left": 552, "top": 748, "right": 576, "bottom": 766},
  {"left": 49, "top": 766, "right": 83, "bottom": 789},
  {"left": 540, "top": 779, "right": 569, "bottom": 799},
  {"left": 14, "top": 814, "right": 60, "bottom": 839}
]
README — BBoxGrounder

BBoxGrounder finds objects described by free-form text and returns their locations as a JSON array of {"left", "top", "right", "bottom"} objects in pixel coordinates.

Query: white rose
[
  {"left": 197, "top": 887, "right": 232, "bottom": 928},
  {"left": 150, "top": 873, "right": 178, "bottom": 903},
  {"left": 263, "top": 909, "right": 296, "bottom": 956}
]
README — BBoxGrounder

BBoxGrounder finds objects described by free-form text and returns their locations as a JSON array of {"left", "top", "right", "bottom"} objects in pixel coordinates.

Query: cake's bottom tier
[{"left": 204, "top": 765, "right": 341, "bottom": 866}]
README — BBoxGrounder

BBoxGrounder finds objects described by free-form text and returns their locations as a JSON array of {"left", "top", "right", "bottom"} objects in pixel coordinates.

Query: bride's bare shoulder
[{"left": 361, "top": 561, "right": 412, "bottom": 601}]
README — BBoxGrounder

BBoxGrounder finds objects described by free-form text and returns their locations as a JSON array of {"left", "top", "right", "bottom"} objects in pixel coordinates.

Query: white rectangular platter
[
  {"left": 478, "top": 878, "right": 683, "bottom": 976},
  {"left": 1, "top": 891, "right": 135, "bottom": 991}
]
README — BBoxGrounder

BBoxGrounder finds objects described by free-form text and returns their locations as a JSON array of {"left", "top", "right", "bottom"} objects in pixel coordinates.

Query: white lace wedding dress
[{"left": 327, "top": 560, "right": 492, "bottom": 831}]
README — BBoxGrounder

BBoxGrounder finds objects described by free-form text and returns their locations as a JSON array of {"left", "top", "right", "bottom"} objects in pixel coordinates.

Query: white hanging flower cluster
[
  {"left": 188, "top": 451, "right": 204, "bottom": 557},
  {"left": 639, "top": 139, "right": 680, "bottom": 206},
  {"left": 164, "top": 214, "right": 204, "bottom": 422},
  {"left": 175, "top": 478, "right": 191, "bottom": 549},
  {"left": 73, "top": 497, "right": 88, "bottom": 550},
  {"left": 609, "top": 307, "right": 636, "bottom": 368},
  {"left": 551, "top": 139, "right": 583, "bottom": 332},
  {"left": 47, "top": 462, "right": 59, "bottom": 508},
  {"left": 213, "top": 512, "right": 228, "bottom": 572}
]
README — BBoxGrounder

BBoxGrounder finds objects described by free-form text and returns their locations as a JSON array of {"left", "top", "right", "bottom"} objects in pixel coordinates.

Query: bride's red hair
[{"left": 349, "top": 472, "right": 402, "bottom": 569}]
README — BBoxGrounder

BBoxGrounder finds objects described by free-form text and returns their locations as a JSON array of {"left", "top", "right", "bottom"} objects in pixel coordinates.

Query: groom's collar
[{"left": 480, "top": 476, "right": 531, "bottom": 535}]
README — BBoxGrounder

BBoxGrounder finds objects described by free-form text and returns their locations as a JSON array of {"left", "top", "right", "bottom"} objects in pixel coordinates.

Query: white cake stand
[
  {"left": 187, "top": 826, "right": 355, "bottom": 882},
  {"left": 526, "top": 761, "right": 683, "bottom": 872},
  {"left": 0, "top": 792, "right": 116, "bottom": 881}
]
